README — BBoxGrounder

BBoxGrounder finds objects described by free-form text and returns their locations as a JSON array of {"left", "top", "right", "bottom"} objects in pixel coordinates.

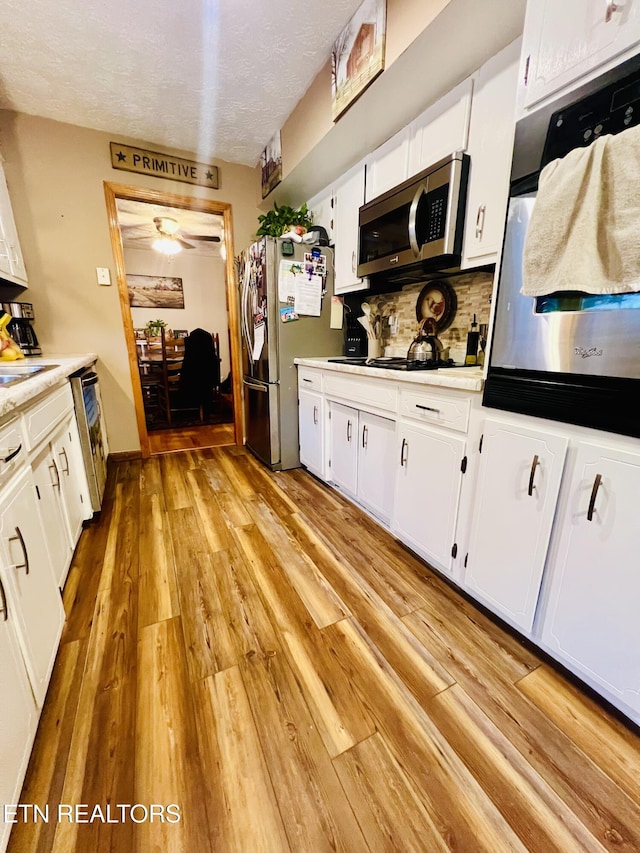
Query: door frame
[{"left": 104, "top": 181, "right": 243, "bottom": 457}]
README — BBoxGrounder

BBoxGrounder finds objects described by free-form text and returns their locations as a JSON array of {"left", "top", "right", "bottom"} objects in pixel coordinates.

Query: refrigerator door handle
[
  {"left": 241, "top": 261, "right": 253, "bottom": 357},
  {"left": 243, "top": 378, "right": 270, "bottom": 392}
]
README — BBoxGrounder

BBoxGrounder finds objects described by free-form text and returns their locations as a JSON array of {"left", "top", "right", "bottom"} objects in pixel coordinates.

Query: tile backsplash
[{"left": 362, "top": 270, "right": 494, "bottom": 363}]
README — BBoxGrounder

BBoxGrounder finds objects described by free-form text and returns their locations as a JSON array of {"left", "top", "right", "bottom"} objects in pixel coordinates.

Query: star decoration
[
  {"left": 205, "top": 170, "right": 214, "bottom": 181},
  {"left": 116, "top": 151, "right": 126, "bottom": 162}
]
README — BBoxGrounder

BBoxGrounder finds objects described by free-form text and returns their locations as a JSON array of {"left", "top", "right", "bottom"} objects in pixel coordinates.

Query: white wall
[{"left": 125, "top": 247, "right": 230, "bottom": 378}]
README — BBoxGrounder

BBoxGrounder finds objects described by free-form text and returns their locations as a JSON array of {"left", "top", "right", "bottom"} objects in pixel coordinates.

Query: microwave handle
[{"left": 408, "top": 181, "right": 427, "bottom": 256}]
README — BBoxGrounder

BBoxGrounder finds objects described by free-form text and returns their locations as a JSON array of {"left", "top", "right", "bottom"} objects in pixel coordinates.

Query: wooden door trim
[{"left": 103, "top": 181, "right": 243, "bottom": 457}]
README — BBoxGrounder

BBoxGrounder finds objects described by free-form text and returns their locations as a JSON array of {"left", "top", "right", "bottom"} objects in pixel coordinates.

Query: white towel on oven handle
[{"left": 521, "top": 122, "right": 640, "bottom": 297}]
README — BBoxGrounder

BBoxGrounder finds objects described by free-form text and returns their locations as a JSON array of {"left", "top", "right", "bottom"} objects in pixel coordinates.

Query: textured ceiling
[
  {"left": 0, "top": 0, "right": 364, "bottom": 166},
  {"left": 116, "top": 198, "right": 225, "bottom": 256}
]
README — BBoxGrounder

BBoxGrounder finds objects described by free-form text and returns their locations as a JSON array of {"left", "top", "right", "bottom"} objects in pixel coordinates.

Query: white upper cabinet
[
  {"left": 307, "top": 184, "right": 335, "bottom": 244},
  {"left": 461, "top": 39, "right": 521, "bottom": 269},
  {"left": 407, "top": 78, "right": 474, "bottom": 177},
  {"left": 541, "top": 441, "right": 640, "bottom": 719},
  {"left": 0, "top": 161, "right": 28, "bottom": 287},
  {"left": 333, "top": 161, "right": 369, "bottom": 295},
  {"left": 520, "top": 0, "right": 640, "bottom": 112},
  {"left": 364, "top": 127, "right": 411, "bottom": 203},
  {"left": 464, "top": 418, "right": 568, "bottom": 633}
]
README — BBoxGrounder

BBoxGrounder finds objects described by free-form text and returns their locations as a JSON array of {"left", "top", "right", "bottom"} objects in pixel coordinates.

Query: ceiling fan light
[{"left": 152, "top": 235, "right": 182, "bottom": 255}]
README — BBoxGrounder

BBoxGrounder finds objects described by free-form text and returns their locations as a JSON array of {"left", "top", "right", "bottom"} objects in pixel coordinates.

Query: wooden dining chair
[{"left": 138, "top": 329, "right": 170, "bottom": 426}]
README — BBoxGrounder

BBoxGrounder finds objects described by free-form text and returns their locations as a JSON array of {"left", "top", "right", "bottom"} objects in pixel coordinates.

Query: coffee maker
[{"left": 1, "top": 302, "right": 42, "bottom": 356}]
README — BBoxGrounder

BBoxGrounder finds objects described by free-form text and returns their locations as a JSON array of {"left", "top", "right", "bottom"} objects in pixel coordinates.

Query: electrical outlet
[{"left": 96, "top": 267, "right": 111, "bottom": 285}]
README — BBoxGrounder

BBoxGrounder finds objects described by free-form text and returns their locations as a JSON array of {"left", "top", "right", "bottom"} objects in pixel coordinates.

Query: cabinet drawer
[
  {"left": 298, "top": 367, "right": 323, "bottom": 392},
  {"left": 324, "top": 373, "right": 398, "bottom": 413},
  {"left": 400, "top": 389, "right": 470, "bottom": 433},
  {"left": 22, "top": 383, "right": 73, "bottom": 451},
  {"left": 0, "top": 418, "right": 26, "bottom": 481}
]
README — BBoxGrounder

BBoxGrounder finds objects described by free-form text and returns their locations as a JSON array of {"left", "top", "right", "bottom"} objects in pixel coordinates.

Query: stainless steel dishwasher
[{"left": 69, "top": 365, "right": 109, "bottom": 512}]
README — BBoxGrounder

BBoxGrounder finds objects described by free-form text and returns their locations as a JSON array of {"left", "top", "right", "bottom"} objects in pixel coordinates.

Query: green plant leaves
[{"left": 256, "top": 201, "right": 313, "bottom": 237}]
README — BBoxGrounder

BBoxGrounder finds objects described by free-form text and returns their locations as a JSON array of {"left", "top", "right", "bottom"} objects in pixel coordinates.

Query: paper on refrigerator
[{"left": 278, "top": 259, "right": 322, "bottom": 315}]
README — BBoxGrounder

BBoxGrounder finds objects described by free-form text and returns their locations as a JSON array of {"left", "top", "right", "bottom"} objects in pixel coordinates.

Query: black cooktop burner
[{"left": 328, "top": 356, "right": 473, "bottom": 371}]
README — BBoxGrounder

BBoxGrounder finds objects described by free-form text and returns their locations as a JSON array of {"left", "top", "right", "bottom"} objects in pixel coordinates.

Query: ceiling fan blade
[
  {"left": 183, "top": 234, "right": 221, "bottom": 242},
  {"left": 176, "top": 237, "right": 196, "bottom": 249}
]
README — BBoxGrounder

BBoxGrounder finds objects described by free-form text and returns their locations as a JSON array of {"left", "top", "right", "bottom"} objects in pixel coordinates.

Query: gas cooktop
[{"left": 328, "top": 356, "right": 474, "bottom": 371}]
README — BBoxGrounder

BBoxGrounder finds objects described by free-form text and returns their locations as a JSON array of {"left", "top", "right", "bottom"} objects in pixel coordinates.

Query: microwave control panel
[{"left": 419, "top": 183, "right": 449, "bottom": 246}]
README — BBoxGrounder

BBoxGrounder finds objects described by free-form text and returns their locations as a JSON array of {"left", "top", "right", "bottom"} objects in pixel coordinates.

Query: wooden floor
[
  {"left": 148, "top": 421, "right": 234, "bottom": 453},
  {"left": 9, "top": 447, "right": 640, "bottom": 852}
]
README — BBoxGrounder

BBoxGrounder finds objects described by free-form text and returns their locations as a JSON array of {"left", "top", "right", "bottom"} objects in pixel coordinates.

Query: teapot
[{"left": 407, "top": 318, "right": 442, "bottom": 363}]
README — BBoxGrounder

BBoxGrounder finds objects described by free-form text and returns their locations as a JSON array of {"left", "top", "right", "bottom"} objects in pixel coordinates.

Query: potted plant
[
  {"left": 256, "top": 201, "right": 313, "bottom": 238},
  {"left": 145, "top": 319, "right": 167, "bottom": 337}
]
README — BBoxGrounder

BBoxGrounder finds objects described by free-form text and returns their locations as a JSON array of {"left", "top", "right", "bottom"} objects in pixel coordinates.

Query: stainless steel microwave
[{"left": 357, "top": 151, "right": 469, "bottom": 283}]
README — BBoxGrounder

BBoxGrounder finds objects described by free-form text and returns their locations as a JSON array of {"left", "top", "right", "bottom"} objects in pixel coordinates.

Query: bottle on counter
[{"left": 465, "top": 314, "right": 480, "bottom": 365}]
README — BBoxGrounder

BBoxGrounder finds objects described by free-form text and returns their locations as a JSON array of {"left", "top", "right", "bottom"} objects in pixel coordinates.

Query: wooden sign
[{"left": 110, "top": 142, "right": 219, "bottom": 189}]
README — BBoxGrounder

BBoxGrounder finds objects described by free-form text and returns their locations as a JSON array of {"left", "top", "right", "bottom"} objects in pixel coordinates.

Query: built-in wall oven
[
  {"left": 484, "top": 52, "right": 640, "bottom": 438},
  {"left": 70, "top": 366, "right": 108, "bottom": 511}
]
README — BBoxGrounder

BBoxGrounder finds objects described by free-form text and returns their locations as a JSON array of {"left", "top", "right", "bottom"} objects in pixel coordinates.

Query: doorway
[{"left": 104, "top": 182, "right": 243, "bottom": 457}]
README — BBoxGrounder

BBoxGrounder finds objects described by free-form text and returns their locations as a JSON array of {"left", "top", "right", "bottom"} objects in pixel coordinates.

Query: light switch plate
[{"left": 96, "top": 267, "right": 111, "bottom": 285}]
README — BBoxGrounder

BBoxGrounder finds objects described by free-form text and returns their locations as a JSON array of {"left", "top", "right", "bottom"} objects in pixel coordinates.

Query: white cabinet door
[
  {"left": 32, "top": 443, "right": 71, "bottom": 588},
  {"left": 521, "top": 0, "right": 640, "bottom": 111},
  {"left": 364, "top": 127, "right": 410, "bottom": 203},
  {"left": 329, "top": 401, "right": 358, "bottom": 497},
  {"left": 357, "top": 410, "right": 395, "bottom": 523},
  {"left": 465, "top": 419, "right": 568, "bottom": 633},
  {"left": 0, "top": 470, "right": 65, "bottom": 705},
  {"left": 461, "top": 40, "right": 520, "bottom": 269},
  {"left": 0, "top": 609, "right": 37, "bottom": 853},
  {"left": 53, "top": 415, "right": 89, "bottom": 548},
  {"left": 392, "top": 423, "right": 466, "bottom": 574},
  {"left": 307, "top": 184, "right": 335, "bottom": 243},
  {"left": 0, "top": 163, "right": 28, "bottom": 286},
  {"left": 407, "top": 78, "right": 474, "bottom": 177},
  {"left": 541, "top": 442, "right": 640, "bottom": 715},
  {"left": 298, "top": 389, "right": 325, "bottom": 479},
  {"left": 333, "top": 162, "right": 368, "bottom": 295}
]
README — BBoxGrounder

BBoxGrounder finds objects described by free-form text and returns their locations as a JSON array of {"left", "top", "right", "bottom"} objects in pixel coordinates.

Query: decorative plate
[{"left": 415, "top": 280, "right": 457, "bottom": 332}]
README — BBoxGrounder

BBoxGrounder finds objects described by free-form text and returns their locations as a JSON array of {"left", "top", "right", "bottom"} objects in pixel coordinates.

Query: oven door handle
[{"left": 408, "top": 181, "right": 427, "bottom": 256}]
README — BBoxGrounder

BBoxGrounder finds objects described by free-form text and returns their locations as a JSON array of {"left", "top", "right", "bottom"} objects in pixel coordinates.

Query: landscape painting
[
  {"left": 127, "top": 274, "right": 185, "bottom": 309},
  {"left": 331, "top": 0, "right": 386, "bottom": 121}
]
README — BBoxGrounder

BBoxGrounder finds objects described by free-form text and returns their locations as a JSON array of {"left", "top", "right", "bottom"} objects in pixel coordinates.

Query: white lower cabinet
[
  {"left": 329, "top": 402, "right": 395, "bottom": 523},
  {"left": 464, "top": 418, "right": 568, "bottom": 633},
  {"left": 0, "top": 468, "right": 65, "bottom": 706},
  {"left": 540, "top": 441, "right": 640, "bottom": 718},
  {"left": 0, "top": 611, "right": 37, "bottom": 853},
  {"left": 298, "top": 388, "right": 326, "bottom": 479},
  {"left": 392, "top": 422, "right": 466, "bottom": 575}
]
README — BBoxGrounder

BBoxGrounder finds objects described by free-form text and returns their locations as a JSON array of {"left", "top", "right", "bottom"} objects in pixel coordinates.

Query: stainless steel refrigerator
[{"left": 238, "top": 236, "right": 343, "bottom": 469}]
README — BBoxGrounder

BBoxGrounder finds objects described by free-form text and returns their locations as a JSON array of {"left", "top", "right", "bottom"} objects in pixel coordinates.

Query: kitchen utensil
[{"left": 357, "top": 315, "right": 373, "bottom": 339}]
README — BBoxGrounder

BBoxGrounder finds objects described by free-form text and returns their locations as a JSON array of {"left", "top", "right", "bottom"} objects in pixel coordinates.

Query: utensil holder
[{"left": 367, "top": 339, "right": 382, "bottom": 359}]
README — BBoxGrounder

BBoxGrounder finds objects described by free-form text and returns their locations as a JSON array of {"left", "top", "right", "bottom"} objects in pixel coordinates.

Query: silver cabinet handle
[
  {"left": 49, "top": 458, "right": 61, "bottom": 490},
  {"left": 587, "top": 473, "right": 603, "bottom": 521},
  {"left": 605, "top": 1, "right": 619, "bottom": 22},
  {"left": 347, "top": 420, "right": 352, "bottom": 442},
  {"left": 416, "top": 404, "right": 440, "bottom": 414},
  {"left": 362, "top": 424, "right": 368, "bottom": 448},
  {"left": 59, "top": 446, "right": 70, "bottom": 475},
  {"left": 528, "top": 454, "right": 540, "bottom": 496},
  {"left": 351, "top": 250, "right": 356, "bottom": 274},
  {"left": 475, "top": 204, "right": 486, "bottom": 239},
  {"left": 400, "top": 438, "right": 408, "bottom": 467},
  {"left": 0, "top": 576, "right": 8, "bottom": 621},
  {"left": 8, "top": 527, "right": 30, "bottom": 575},
  {"left": 313, "top": 405, "right": 318, "bottom": 425},
  {"left": 302, "top": 378, "right": 313, "bottom": 383},
  {"left": 1, "top": 444, "right": 22, "bottom": 463}
]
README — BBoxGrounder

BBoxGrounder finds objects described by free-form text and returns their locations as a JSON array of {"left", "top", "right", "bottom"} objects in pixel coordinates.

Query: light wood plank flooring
[
  {"left": 9, "top": 447, "right": 640, "bottom": 852},
  {"left": 148, "top": 422, "right": 235, "bottom": 454}
]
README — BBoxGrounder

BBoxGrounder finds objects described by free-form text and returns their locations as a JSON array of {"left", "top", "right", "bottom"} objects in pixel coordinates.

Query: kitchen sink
[{"left": 0, "top": 363, "right": 58, "bottom": 387}]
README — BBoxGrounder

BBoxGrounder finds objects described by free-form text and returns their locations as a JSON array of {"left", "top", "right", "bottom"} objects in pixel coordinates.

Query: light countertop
[
  {"left": 0, "top": 354, "right": 98, "bottom": 420},
  {"left": 295, "top": 357, "right": 485, "bottom": 392}
]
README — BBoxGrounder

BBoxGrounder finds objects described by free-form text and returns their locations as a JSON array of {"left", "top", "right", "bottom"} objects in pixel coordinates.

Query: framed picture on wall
[
  {"left": 331, "top": 0, "right": 386, "bottom": 121},
  {"left": 127, "top": 274, "right": 185, "bottom": 309},
  {"left": 260, "top": 132, "right": 282, "bottom": 199}
]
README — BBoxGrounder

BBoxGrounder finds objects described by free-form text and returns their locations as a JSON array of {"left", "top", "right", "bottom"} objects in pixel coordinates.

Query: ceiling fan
[{"left": 153, "top": 216, "right": 221, "bottom": 251}]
